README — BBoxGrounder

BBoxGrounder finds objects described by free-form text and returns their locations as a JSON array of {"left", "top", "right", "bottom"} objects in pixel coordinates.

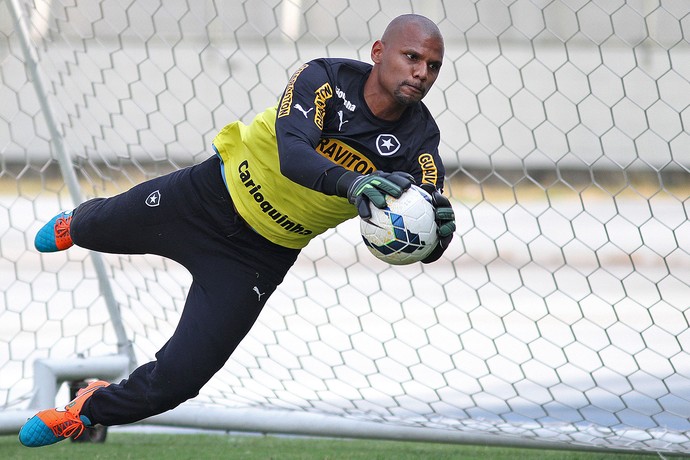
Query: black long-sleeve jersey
[{"left": 213, "top": 58, "right": 445, "bottom": 249}]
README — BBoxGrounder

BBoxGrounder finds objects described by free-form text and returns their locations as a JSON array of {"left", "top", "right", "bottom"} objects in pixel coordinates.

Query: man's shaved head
[
  {"left": 381, "top": 14, "right": 444, "bottom": 50},
  {"left": 365, "top": 14, "right": 444, "bottom": 120}
]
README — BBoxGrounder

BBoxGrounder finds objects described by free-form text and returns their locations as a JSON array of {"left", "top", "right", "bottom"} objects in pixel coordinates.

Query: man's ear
[{"left": 371, "top": 40, "right": 384, "bottom": 64}]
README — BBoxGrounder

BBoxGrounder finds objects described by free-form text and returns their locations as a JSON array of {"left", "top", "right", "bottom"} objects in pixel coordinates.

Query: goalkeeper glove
[
  {"left": 339, "top": 171, "right": 414, "bottom": 220},
  {"left": 420, "top": 183, "right": 456, "bottom": 264}
]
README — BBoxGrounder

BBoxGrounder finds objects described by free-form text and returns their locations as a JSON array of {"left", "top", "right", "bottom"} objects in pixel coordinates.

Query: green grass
[{"left": 0, "top": 433, "right": 661, "bottom": 459}]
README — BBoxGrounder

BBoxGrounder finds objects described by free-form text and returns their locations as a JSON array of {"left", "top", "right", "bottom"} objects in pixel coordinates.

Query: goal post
[
  {"left": 5, "top": 0, "right": 136, "bottom": 372},
  {"left": 1, "top": 0, "right": 689, "bottom": 455}
]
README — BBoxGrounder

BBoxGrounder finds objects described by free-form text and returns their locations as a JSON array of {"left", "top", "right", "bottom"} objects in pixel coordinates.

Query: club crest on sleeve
[{"left": 146, "top": 190, "right": 161, "bottom": 207}]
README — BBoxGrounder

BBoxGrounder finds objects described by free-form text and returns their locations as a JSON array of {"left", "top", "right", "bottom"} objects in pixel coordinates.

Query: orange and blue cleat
[
  {"left": 34, "top": 211, "right": 74, "bottom": 252},
  {"left": 19, "top": 380, "right": 109, "bottom": 447}
]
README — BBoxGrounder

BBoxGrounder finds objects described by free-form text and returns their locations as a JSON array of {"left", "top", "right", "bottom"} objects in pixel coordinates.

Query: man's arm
[
  {"left": 274, "top": 60, "right": 414, "bottom": 212},
  {"left": 274, "top": 61, "right": 350, "bottom": 196}
]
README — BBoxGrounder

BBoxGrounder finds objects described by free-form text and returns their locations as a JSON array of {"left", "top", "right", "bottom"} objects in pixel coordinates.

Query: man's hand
[
  {"left": 420, "top": 184, "right": 456, "bottom": 264},
  {"left": 346, "top": 171, "right": 414, "bottom": 219}
]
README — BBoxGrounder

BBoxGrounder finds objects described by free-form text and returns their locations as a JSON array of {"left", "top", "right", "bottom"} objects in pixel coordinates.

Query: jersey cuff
[{"left": 334, "top": 170, "right": 360, "bottom": 198}]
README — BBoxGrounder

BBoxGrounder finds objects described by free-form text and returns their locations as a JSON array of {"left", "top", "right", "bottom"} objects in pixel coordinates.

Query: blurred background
[{"left": 1, "top": 0, "right": 689, "bottom": 455}]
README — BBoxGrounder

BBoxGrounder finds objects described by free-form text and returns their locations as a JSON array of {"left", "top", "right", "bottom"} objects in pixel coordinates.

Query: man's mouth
[{"left": 404, "top": 83, "right": 424, "bottom": 95}]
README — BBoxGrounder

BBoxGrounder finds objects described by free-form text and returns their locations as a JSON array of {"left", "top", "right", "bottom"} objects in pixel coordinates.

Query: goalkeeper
[{"left": 20, "top": 13, "right": 455, "bottom": 447}]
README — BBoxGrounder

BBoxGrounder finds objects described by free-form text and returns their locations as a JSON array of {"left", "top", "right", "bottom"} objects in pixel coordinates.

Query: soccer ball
[{"left": 360, "top": 184, "right": 438, "bottom": 265}]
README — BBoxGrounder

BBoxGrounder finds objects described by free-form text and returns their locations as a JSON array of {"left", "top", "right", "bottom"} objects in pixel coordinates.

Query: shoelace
[
  {"left": 50, "top": 412, "right": 85, "bottom": 440},
  {"left": 55, "top": 216, "right": 71, "bottom": 239}
]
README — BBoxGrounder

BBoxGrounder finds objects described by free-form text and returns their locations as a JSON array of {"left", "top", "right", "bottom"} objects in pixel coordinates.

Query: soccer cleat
[
  {"left": 19, "top": 380, "right": 109, "bottom": 447},
  {"left": 34, "top": 210, "right": 74, "bottom": 252}
]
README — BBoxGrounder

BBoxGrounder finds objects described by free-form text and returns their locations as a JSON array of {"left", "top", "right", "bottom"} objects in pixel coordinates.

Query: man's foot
[
  {"left": 34, "top": 211, "right": 74, "bottom": 252},
  {"left": 19, "top": 380, "right": 109, "bottom": 447}
]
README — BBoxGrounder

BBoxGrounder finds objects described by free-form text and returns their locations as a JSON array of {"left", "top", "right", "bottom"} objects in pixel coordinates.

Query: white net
[{"left": 2, "top": 0, "right": 690, "bottom": 454}]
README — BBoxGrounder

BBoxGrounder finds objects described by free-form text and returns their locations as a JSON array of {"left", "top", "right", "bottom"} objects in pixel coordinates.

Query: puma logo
[
  {"left": 337, "top": 110, "right": 349, "bottom": 131},
  {"left": 294, "top": 104, "right": 314, "bottom": 118},
  {"left": 253, "top": 286, "right": 266, "bottom": 302}
]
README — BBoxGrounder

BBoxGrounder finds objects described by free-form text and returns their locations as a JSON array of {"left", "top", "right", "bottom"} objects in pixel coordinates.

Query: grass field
[{"left": 0, "top": 433, "right": 661, "bottom": 459}]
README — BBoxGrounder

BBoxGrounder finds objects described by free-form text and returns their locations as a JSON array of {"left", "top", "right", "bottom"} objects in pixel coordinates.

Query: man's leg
[
  {"left": 21, "top": 156, "right": 300, "bottom": 444},
  {"left": 69, "top": 165, "right": 207, "bottom": 258},
  {"left": 83, "top": 264, "right": 281, "bottom": 425},
  {"left": 79, "top": 156, "right": 301, "bottom": 425}
]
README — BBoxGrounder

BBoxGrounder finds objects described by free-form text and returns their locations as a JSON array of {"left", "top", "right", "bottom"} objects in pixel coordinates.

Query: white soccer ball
[{"left": 360, "top": 184, "right": 439, "bottom": 265}]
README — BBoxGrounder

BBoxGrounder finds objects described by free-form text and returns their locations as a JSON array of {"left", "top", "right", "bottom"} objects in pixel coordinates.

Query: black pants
[{"left": 70, "top": 156, "right": 300, "bottom": 425}]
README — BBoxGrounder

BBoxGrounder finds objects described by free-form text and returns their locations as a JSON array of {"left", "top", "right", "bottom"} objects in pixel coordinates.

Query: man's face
[{"left": 372, "top": 25, "right": 444, "bottom": 106}]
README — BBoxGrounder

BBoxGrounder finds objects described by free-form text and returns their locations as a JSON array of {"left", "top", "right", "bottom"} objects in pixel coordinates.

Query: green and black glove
[
  {"left": 339, "top": 171, "right": 414, "bottom": 219},
  {"left": 420, "top": 183, "right": 456, "bottom": 264}
]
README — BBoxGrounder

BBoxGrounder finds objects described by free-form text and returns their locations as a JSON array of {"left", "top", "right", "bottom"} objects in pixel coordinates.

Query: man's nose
[{"left": 413, "top": 62, "right": 428, "bottom": 81}]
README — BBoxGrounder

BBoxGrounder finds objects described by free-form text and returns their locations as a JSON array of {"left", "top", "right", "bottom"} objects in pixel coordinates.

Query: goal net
[{"left": 2, "top": 0, "right": 689, "bottom": 454}]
